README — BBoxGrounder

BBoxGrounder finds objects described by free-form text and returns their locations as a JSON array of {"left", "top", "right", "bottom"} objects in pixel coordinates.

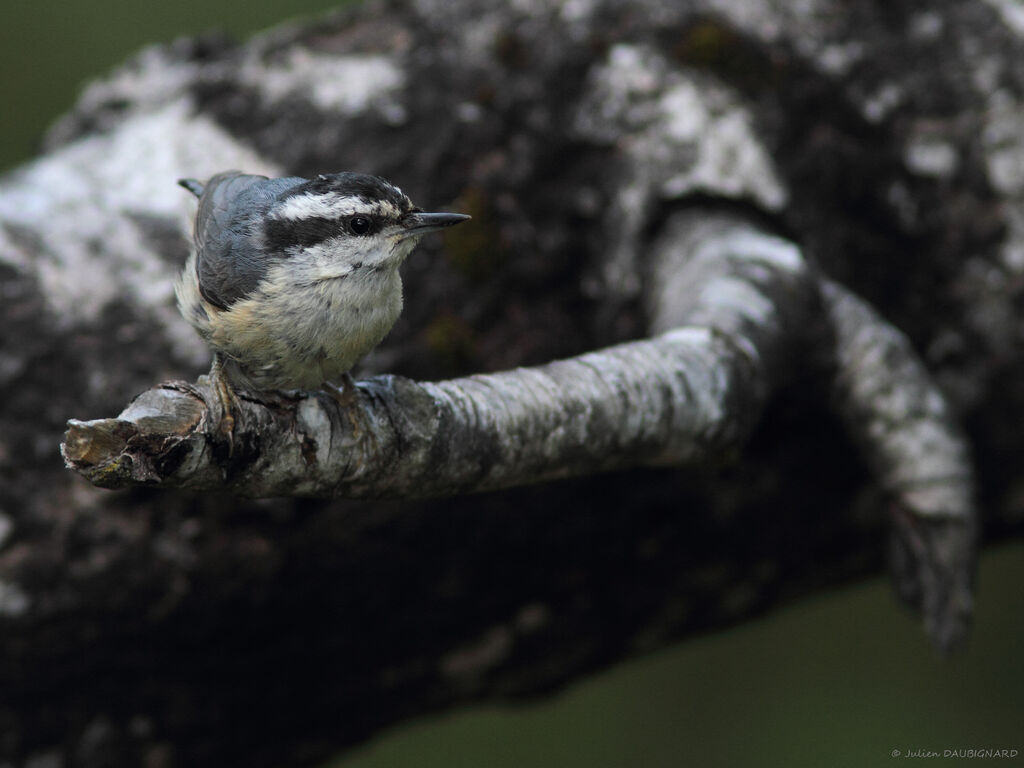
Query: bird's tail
[{"left": 177, "top": 178, "right": 205, "bottom": 198}]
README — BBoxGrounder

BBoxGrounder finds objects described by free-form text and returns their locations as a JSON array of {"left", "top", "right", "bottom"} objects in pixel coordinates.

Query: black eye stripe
[
  {"left": 265, "top": 216, "right": 342, "bottom": 251},
  {"left": 264, "top": 210, "right": 386, "bottom": 251}
]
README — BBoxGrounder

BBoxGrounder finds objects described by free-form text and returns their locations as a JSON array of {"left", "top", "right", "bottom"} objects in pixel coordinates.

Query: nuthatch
[{"left": 175, "top": 171, "right": 469, "bottom": 431}]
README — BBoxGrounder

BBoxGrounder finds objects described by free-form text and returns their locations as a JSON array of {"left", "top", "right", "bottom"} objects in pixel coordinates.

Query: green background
[
  {"left": 2, "top": 3, "right": 1022, "bottom": 766},
  {"left": 0, "top": 0, "right": 342, "bottom": 171}
]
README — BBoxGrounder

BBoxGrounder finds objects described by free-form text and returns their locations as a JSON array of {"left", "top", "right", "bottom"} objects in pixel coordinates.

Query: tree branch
[
  {"left": 822, "top": 279, "right": 976, "bottom": 651},
  {"left": 61, "top": 210, "right": 977, "bottom": 649},
  {"left": 62, "top": 212, "right": 806, "bottom": 496}
]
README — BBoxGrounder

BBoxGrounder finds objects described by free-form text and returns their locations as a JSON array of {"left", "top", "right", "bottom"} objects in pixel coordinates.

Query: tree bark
[
  {"left": 61, "top": 214, "right": 804, "bottom": 497},
  {"left": 0, "top": 0, "right": 1020, "bottom": 766}
]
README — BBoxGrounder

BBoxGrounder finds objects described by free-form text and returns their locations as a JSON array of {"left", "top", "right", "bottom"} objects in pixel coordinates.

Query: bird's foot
[
  {"left": 208, "top": 355, "right": 242, "bottom": 454},
  {"left": 323, "top": 374, "right": 362, "bottom": 437}
]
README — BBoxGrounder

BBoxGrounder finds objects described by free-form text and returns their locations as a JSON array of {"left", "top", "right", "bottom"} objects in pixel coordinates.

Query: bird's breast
[{"left": 209, "top": 264, "right": 404, "bottom": 390}]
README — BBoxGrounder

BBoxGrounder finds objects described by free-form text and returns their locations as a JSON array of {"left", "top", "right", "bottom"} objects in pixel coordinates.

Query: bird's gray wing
[{"left": 192, "top": 171, "right": 273, "bottom": 310}]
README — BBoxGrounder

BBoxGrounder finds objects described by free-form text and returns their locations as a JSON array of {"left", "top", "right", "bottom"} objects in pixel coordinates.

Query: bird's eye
[{"left": 348, "top": 216, "right": 372, "bottom": 235}]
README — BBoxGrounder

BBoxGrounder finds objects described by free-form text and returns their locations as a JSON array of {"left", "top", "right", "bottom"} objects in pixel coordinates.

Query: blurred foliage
[{"left": 0, "top": 0, "right": 347, "bottom": 171}]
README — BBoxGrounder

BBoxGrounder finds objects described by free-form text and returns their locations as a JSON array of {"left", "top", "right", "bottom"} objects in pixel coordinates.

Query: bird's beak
[{"left": 400, "top": 211, "right": 471, "bottom": 238}]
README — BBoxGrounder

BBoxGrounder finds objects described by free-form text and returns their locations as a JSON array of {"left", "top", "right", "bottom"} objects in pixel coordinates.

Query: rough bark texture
[{"left": 1, "top": 0, "right": 1021, "bottom": 766}]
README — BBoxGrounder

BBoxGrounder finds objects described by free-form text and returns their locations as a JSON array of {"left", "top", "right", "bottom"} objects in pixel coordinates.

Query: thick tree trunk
[{"left": 1, "top": 1, "right": 1020, "bottom": 766}]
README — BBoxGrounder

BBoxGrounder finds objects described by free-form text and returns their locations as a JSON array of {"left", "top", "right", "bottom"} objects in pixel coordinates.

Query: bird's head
[{"left": 263, "top": 173, "right": 469, "bottom": 277}]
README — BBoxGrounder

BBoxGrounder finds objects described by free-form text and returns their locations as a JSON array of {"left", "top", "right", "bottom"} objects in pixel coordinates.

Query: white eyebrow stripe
[
  {"left": 272, "top": 193, "right": 368, "bottom": 220},
  {"left": 271, "top": 192, "right": 407, "bottom": 222}
]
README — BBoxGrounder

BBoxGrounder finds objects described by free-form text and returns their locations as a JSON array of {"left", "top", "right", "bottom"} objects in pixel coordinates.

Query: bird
[{"left": 175, "top": 170, "right": 470, "bottom": 437}]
